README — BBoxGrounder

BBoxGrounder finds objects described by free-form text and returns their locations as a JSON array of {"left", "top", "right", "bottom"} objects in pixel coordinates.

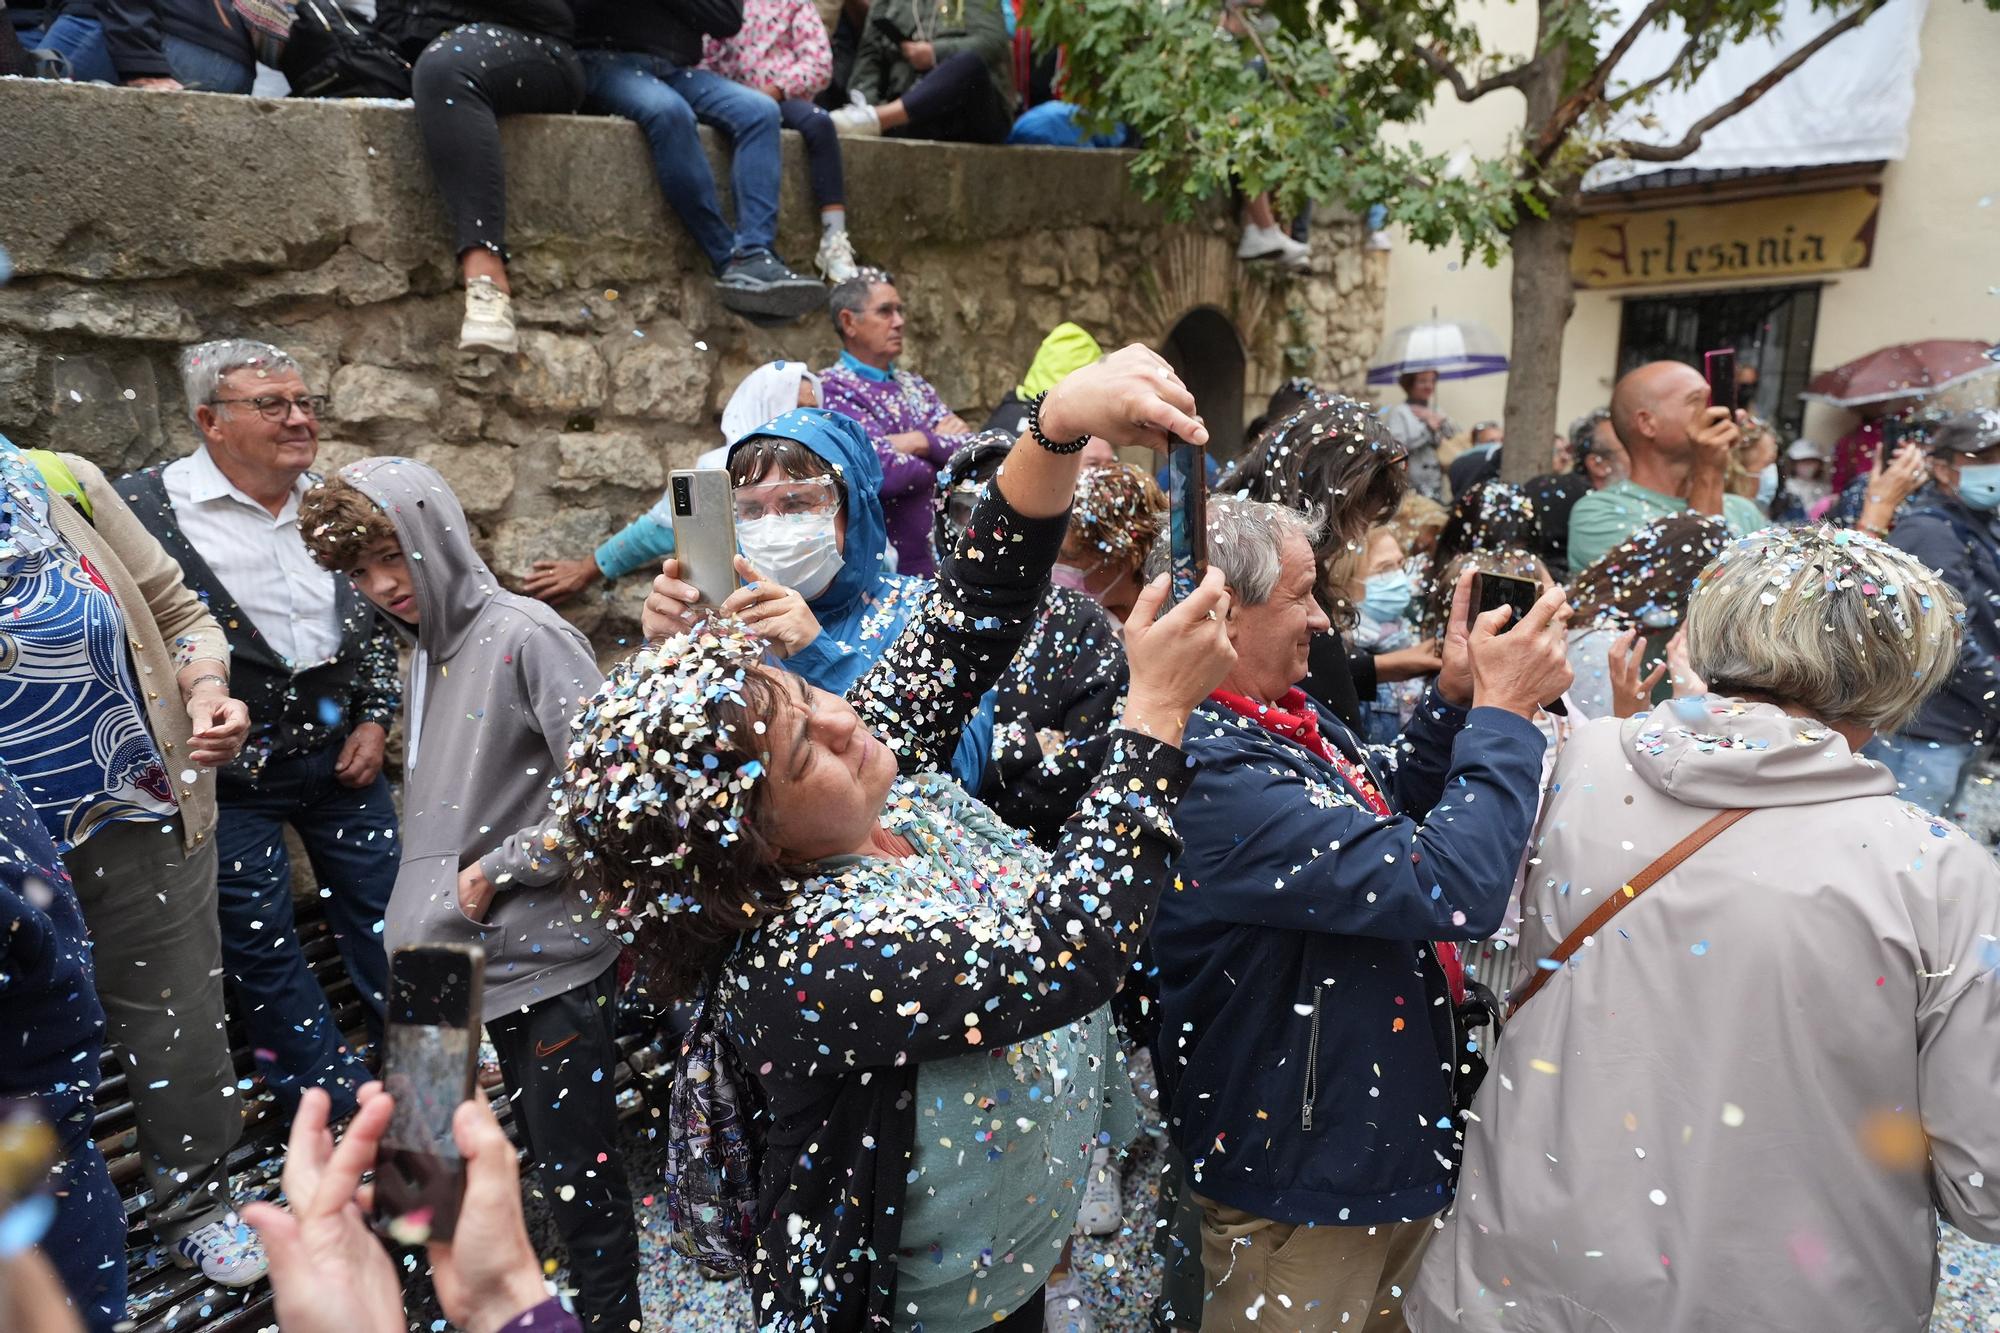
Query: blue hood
[{"left": 728, "top": 408, "right": 888, "bottom": 622}]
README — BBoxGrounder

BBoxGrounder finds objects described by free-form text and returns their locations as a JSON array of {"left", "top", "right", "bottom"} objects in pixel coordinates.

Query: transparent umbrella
[{"left": 1366, "top": 319, "right": 1509, "bottom": 386}]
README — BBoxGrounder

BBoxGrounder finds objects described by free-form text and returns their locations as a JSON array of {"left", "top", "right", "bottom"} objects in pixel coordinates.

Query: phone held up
[
  {"left": 1702, "top": 348, "right": 1739, "bottom": 417},
  {"left": 1468, "top": 569, "right": 1567, "bottom": 717},
  {"left": 372, "top": 943, "right": 484, "bottom": 1244},
  {"left": 670, "top": 469, "right": 740, "bottom": 609},
  {"left": 1167, "top": 439, "right": 1208, "bottom": 605}
]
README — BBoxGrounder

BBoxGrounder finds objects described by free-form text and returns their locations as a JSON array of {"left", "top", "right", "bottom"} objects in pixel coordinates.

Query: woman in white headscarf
[{"left": 522, "top": 360, "right": 825, "bottom": 603}]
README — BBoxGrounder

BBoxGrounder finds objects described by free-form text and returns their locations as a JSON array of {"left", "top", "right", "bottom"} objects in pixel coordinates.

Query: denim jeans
[
  {"left": 1862, "top": 734, "right": 1975, "bottom": 818},
  {"left": 779, "top": 97, "right": 845, "bottom": 208},
  {"left": 581, "top": 52, "right": 782, "bottom": 270},
  {"left": 213, "top": 741, "right": 397, "bottom": 1118},
  {"left": 19, "top": 17, "right": 250, "bottom": 90}
]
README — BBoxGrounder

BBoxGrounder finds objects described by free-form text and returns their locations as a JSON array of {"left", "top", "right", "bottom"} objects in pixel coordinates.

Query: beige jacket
[
  {"left": 1410, "top": 699, "right": 2000, "bottom": 1333},
  {"left": 43, "top": 454, "right": 230, "bottom": 851}
]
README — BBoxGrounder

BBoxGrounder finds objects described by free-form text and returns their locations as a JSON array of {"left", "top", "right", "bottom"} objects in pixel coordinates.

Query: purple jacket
[
  {"left": 818, "top": 352, "right": 966, "bottom": 576},
  {"left": 498, "top": 1298, "right": 581, "bottom": 1333}
]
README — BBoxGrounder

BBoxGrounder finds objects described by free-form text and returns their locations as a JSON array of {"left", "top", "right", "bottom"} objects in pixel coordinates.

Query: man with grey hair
[
  {"left": 1148, "top": 494, "right": 1574, "bottom": 1333},
  {"left": 1520, "top": 408, "right": 1628, "bottom": 580},
  {"left": 115, "top": 339, "right": 400, "bottom": 1130},
  {"left": 817, "top": 269, "right": 974, "bottom": 576}
]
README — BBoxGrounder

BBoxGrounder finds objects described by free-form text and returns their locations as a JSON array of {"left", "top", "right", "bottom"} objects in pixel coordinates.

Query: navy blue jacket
[
  {"left": 1153, "top": 691, "right": 1545, "bottom": 1225},
  {"left": 0, "top": 760, "right": 105, "bottom": 1137},
  {"left": 1890, "top": 489, "right": 2000, "bottom": 746}
]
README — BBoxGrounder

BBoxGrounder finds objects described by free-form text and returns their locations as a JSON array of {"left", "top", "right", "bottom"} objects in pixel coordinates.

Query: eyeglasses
[
  {"left": 734, "top": 477, "right": 840, "bottom": 523},
  {"left": 211, "top": 394, "right": 328, "bottom": 422},
  {"left": 867, "top": 303, "right": 906, "bottom": 320}
]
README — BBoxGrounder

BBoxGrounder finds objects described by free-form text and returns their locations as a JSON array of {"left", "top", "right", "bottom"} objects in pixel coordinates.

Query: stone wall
[{"left": 0, "top": 80, "right": 1386, "bottom": 638}]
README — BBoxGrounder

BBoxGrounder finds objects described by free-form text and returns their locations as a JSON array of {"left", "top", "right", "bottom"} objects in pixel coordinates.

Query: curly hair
[
  {"left": 1060, "top": 462, "right": 1166, "bottom": 571},
  {"left": 298, "top": 474, "right": 399, "bottom": 573},
  {"left": 560, "top": 624, "right": 800, "bottom": 1002}
]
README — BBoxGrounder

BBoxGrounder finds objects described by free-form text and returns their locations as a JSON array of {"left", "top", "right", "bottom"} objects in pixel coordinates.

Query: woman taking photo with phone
[{"left": 560, "top": 347, "right": 1236, "bottom": 1333}]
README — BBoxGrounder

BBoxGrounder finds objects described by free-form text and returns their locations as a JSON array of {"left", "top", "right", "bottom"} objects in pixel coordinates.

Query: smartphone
[
  {"left": 1702, "top": 348, "right": 1738, "bottom": 416},
  {"left": 670, "top": 469, "right": 740, "bottom": 608},
  {"left": 1473, "top": 571, "right": 1542, "bottom": 624},
  {"left": 373, "top": 944, "right": 484, "bottom": 1243},
  {"left": 1166, "top": 440, "right": 1208, "bottom": 605}
]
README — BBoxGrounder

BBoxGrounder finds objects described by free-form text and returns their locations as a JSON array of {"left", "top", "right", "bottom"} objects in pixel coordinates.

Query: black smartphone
[
  {"left": 373, "top": 944, "right": 484, "bottom": 1243},
  {"left": 1167, "top": 440, "right": 1208, "bottom": 605},
  {"left": 1703, "top": 348, "right": 1738, "bottom": 416},
  {"left": 670, "top": 469, "right": 740, "bottom": 608},
  {"left": 1473, "top": 571, "right": 1542, "bottom": 624}
]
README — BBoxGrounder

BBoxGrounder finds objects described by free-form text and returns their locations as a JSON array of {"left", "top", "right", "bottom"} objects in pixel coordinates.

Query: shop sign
[{"left": 1571, "top": 186, "right": 1879, "bottom": 289}]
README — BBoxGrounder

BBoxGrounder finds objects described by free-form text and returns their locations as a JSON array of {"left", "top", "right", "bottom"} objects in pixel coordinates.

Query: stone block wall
[{"left": 0, "top": 81, "right": 1386, "bottom": 640}]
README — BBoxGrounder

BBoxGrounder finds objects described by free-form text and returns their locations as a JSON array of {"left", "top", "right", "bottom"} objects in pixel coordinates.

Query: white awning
[{"left": 1586, "top": 0, "right": 1929, "bottom": 189}]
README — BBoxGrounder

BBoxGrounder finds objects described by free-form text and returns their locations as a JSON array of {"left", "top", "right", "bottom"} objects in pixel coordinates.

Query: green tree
[{"left": 1030, "top": 0, "right": 1990, "bottom": 478}]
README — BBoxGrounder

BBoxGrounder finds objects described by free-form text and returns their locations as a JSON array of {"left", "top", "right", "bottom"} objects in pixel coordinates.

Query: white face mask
[
  {"left": 1755, "top": 462, "right": 1780, "bottom": 508},
  {"left": 737, "top": 513, "right": 843, "bottom": 601}
]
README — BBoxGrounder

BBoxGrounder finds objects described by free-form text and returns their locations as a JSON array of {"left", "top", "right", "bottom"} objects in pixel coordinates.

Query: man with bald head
[{"left": 1567, "top": 359, "right": 1758, "bottom": 572}]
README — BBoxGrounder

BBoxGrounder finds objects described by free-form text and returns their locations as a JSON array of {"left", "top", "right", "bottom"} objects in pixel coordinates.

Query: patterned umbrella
[{"left": 1801, "top": 339, "right": 2000, "bottom": 407}]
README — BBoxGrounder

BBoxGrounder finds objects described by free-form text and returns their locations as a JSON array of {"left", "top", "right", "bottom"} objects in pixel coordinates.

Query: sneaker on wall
[
  {"left": 717, "top": 249, "right": 828, "bottom": 321},
  {"left": 1237, "top": 223, "right": 1309, "bottom": 267},
  {"left": 816, "top": 228, "right": 861, "bottom": 284},
  {"left": 459, "top": 275, "right": 519, "bottom": 354}
]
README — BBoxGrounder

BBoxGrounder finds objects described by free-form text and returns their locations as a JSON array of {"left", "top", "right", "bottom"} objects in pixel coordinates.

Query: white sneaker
[
  {"left": 174, "top": 1218, "right": 269, "bottom": 1288},
  {"left": 816, "top": 228, "right": 861, "bottom": 284},
  {"left": 1044, "top": 1271, "right": 1096, "bottom": 1333},
  {"left": 459, "top": 275, "right": 519, "bottom": 354},
  {"left": 1076, "top": 1144, "right": 1121, "bottom": 1235},
  {"left": 830, "top": 102, "right": 882, "bottom": 137},
  {"left": 1237, "top": 223, "right": 1310, "bottom": 266}
]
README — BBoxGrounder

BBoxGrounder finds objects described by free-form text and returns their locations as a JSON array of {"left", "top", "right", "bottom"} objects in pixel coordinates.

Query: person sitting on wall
[
  {"left": 573, "top": 0, "right": 829, "bottom": 321},
  {"left": 699, "top": 0, "right": 866, "bottom": 283},
  {"left": 817, "top": 268, "right": 976, "bottom": 577},
  {"left": 10, "top": 0, "right": 257, "bottom": 91},
  {"left": 828, "top": 0, "right": 1016, "bottom": 144}
]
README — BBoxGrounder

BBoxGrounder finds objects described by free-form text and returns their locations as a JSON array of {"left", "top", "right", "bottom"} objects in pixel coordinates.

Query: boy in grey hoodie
[{"left": 299, "top": 458, "right": 638, "bottom": 1329}]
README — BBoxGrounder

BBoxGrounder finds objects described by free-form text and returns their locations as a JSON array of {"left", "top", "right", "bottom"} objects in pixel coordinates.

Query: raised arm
[{"left": 846, "top": 346, "right": 1208, "bottom": 770}]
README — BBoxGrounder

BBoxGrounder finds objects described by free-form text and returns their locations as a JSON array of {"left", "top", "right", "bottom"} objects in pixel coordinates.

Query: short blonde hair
[{"left": 1684, "top": 525, "right": 1964, "bottom": 734}]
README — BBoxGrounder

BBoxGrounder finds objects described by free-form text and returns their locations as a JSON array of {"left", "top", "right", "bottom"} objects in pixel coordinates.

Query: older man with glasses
[
  {"left": 114, "top": 339, "right": 401, "bottom": 1125},
  {"left": 817, "top": 268, "right": 976, "bottom": 577}
]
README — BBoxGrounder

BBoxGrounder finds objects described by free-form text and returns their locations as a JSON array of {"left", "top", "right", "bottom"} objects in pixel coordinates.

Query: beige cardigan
[{"left": 42, "top": 453, "right": 231, "bottom": 851}]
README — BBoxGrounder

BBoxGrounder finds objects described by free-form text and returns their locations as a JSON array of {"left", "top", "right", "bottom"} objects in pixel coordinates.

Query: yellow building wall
[{"left": 1374, "top": 0, "right": 2000, "bottom": 447}]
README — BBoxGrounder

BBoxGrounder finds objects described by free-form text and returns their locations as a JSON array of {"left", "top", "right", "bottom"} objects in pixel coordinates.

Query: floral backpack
[{"left": 665, "top": 982, "right": 765, "bottom": 1278}]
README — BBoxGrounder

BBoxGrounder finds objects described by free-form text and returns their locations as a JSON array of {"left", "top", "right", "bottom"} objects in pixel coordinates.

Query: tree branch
[
  {"left": 1530, "top": 0, "right": 1673, "bottom": 161},
  {"left": 1415, "top": 42, "right": 1537, "bottom": 100},
  {"left": 1610, "top": 2, "right": 1879, "bottom": 162},
  {"left": 1348, "top": 0, "right": 1535, "bottom": 101}
]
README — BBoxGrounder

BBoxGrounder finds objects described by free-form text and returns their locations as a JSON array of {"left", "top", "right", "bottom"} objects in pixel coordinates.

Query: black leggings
[
  {"left": 891, "top": 49, "right": 1011, "bottom": 145},
  {"left": 411, "top": 23, "right": 585, "bottom": 261},
  {"left": 779, "top": 96, "right": 846, "bottom": 208}
]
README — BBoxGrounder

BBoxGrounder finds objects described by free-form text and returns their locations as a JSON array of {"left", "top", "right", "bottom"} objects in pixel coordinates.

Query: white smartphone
[{"left": 669, "top": 469, "right": 740, "bottom": 608}]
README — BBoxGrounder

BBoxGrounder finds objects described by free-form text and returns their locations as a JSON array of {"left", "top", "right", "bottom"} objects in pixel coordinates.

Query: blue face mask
[
  {"left": 1755, "top": 462, "right": 1779, "bottom": 508},
  {"left": 1360, "top": 569, "right": 1414, "bottom": 622},
  {"left": 1956, "top": 462, "right": 2000, "bottom": 511}
]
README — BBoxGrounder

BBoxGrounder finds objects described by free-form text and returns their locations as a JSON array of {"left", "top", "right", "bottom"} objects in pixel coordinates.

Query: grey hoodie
[
  {"left": 342, "top": 458, "right": 617, "bottom": 1023},
  {"left": 1410, "top": 698, "right": 2000, "bottom": 1333}
]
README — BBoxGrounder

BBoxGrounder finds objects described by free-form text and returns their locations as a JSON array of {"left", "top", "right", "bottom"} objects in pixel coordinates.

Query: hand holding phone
[{"left": 373, "top": 944, "right": 484, "bottom": 1243}]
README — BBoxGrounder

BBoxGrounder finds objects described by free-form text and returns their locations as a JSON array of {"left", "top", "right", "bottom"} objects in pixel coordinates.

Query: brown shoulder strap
[{"left": 1504, "top": 807, "right": 1752, "bottom": 1020}]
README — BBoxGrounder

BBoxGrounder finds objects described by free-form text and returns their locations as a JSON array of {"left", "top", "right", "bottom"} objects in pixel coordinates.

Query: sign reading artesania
[{"left": 1571, "top": 186, "right": 1880, "bottom": 289}]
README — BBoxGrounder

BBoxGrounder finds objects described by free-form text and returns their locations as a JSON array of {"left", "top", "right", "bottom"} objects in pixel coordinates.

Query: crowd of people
[
  {"left": 3, "top": 266, "right": 1996, "bottom": 1333},
  {"left": 2, "top": 24, "right": 1999, "bottom": 1326}
]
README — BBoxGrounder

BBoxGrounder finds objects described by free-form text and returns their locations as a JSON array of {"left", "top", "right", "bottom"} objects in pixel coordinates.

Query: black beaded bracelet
[{"left": 1027, "top": 390, "right": 1091, "bottom": 454}]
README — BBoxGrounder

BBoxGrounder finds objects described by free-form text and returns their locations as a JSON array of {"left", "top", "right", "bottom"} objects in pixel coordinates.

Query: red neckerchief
[
  {"left": 1209, "top": 687, "right": 1391, "bottom": 816},
  {"left": 1209, "top": 687, "right": 1466, "bottom": 1001}
]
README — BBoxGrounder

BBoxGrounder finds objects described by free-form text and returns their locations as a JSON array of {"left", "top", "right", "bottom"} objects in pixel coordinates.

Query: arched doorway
[{"left": 1159, "top": 307, "right": 1248, "bottom": 460}]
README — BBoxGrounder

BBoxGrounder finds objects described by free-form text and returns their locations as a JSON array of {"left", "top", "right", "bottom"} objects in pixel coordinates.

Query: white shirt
[{"left": 163, "top": 447, "right": 343, "bottom": 669}]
